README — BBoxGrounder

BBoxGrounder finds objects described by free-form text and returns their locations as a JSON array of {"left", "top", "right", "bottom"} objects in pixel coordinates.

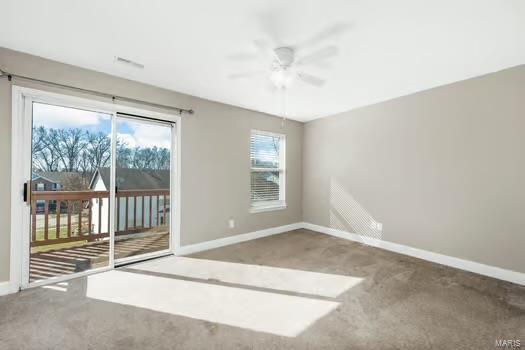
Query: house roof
[
  {"left": 91, "top": 167, "right": 170, "bottom": 190},
  {"left": 33, "top": 171, "right": 89, "bottom": 185}
]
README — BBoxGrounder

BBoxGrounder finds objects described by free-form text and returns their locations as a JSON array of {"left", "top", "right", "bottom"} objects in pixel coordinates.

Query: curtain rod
[{"left": 0, "top": 69, "right": 194, "bottom": 115}]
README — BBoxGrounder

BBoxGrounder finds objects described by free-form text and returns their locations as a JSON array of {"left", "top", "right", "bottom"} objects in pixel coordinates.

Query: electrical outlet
[{"left": 228, "top": 218, "right": 235, "bottom": 229}]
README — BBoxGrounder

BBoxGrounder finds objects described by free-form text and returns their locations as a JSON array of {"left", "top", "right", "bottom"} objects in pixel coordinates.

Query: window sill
[{"left": 250, "top": 204, "right": 287, "bottom": 214}]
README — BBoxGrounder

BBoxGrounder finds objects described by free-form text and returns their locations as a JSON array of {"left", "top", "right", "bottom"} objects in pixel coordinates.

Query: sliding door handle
[{"left": 23, "top": 181, "right": 31, "bottom": 203}]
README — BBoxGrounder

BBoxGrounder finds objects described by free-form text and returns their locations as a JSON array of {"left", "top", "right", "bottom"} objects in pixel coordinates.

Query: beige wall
[
  {"left": 303, "top": 65, "right": 525, "bottom": 273},
  {"left": 0, "top": 48, "right": 303, "bottom": 282}
]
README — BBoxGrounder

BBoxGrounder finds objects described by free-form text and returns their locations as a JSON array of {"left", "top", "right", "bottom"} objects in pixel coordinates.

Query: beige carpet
[{"left": 0, "top": 229, "right": 523, "bottom": 349}]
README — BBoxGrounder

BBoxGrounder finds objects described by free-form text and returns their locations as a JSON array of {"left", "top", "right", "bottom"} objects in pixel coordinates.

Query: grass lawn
[{"left": 32, "top": 213, "right": 99, "bottom": 253}]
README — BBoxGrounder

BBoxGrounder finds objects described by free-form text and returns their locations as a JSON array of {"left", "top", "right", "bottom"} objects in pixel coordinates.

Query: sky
[
  {"left": 32, "top": 102, "right": 172, "bottom": 149},
  {"left": 117, "top": 118, "right": 171, "bottom": 149}
]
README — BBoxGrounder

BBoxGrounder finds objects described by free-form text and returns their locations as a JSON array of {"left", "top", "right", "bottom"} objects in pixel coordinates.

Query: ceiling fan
[{"left": 228, "top": 23, "right": 349, "bottom": 90}]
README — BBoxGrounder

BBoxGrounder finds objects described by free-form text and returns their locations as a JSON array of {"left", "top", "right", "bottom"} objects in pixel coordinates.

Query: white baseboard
[
  {"left": 302, "top": 222, "right": 525, "bottom": 286},
  {"left": 176, "top": 222, "right": 304, "bottom": 256},
  {"left": 0, "top": 281, "right": 15, "bottom": 297}
]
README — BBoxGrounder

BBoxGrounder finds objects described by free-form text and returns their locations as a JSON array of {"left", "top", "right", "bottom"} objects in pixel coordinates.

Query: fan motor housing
[{"left": 274, "top": 47, "right": 295, "bottom": 67}]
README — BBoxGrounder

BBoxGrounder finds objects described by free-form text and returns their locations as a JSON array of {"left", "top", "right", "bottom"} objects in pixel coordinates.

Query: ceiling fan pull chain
[{"left": 281, "top": 87, "right": 287, "bottom": 128}]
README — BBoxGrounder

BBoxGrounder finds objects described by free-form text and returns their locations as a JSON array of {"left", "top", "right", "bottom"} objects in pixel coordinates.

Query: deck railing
[{"left": 31, "top": 189, "right": 170, "bottom": 247}]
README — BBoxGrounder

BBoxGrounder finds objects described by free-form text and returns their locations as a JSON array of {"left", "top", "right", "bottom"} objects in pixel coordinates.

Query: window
[
  {"left": 36, "top": 183, "right": 44, "bottom": 191},
  {"left": 250, "top": 130, "right": 286, "bottom": 212}
]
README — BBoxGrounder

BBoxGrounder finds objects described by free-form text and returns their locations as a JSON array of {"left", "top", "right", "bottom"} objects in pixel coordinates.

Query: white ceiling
[{"left": 1, "top": 0, "right": 524, "bottom": 122}]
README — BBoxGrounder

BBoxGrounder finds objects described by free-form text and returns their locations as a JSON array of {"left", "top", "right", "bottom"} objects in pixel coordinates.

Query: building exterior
[
  {"left": 89, "top": 168, "right": 170, "bottom": 235},
  {"left": 32, "top": 172, "right": 89, "bottom": 213}
]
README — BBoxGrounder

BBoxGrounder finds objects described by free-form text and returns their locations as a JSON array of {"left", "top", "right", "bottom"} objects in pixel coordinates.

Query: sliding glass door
[
  {"left": 113, "top": 114, "right": 173, "bottom": 263},
  {"left": 29, "top": 102, "right": 112, "bottom": 283},
  {"left": 24, "top": 94, "right": 176, "bottom": 286}
]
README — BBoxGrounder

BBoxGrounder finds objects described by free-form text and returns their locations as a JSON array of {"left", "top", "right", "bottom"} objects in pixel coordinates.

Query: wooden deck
[{"left": 30, "top": 233, "right": 169, "bottom": 283}]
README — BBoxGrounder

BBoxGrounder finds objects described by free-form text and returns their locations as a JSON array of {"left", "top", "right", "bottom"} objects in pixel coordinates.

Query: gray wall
[
  {"left": 303, "top": 65, "right": 525, "bottom": 273},
  {"left": 0, "top": 48, "right": 303, "bottom": 282}
]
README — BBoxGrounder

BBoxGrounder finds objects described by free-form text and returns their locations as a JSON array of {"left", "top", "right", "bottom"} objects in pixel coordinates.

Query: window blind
[{"left": 250, "top": 131, "right": 285, "bottom": 207}]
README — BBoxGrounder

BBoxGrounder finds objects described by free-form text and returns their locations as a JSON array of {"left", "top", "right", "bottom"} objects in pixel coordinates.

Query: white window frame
[{"left": 249, "top": 130, "right": 286, "bottom": 213}]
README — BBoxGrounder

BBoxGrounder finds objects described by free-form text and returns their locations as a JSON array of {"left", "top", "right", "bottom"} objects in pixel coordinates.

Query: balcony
[{"left": 30, "top": 189, "right": 170, "bottom": 283}]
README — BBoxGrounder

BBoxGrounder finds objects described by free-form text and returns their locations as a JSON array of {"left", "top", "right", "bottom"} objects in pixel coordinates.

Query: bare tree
[
  {"left": 32, "top": 127, "right": 170, "bottom": 172},
  {"left": 154, "top": 148, "right": 170, "bottom": 170},
  {"left": 116, "top": 139, "right": 132, "bottom": 168},
  {"left": 32, "top": 126, "right": 60, "bottom": 172},
  {"left": 47, "top": 128, "right": 87, "bottom": 171},
  {"left": 86, "top": 132, "right": 111, "bottom": 170}
]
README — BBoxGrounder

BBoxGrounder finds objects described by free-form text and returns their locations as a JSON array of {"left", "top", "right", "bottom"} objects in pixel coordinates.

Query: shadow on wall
[{"left": 329, "top": 178, "right": 383, "bottom": 243}]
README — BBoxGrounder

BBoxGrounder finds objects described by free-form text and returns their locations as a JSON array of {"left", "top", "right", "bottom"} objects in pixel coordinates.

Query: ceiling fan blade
[
  {"left": 254, "top": 39, "right": 281, "bottom": 64},
  {"left": 296, "top": 46, "right": 339, "bottom": 66},
  {"left": 228, "top": 70, "right": 266, "bottom": 79},
  {"left": 254, "top": 10, "right": 287, "bottom": 47},
  {"left": 297, "top": 72, "right": 325, "bottom": 87},
  {"left": 311, "top": 61, "right": 333, "bottom": 69},
  {"left": 301, "top": 61, "right": 333, "bottom": 70},
  {"left": 294, "top": 22, "right": 352, "bottom": 49}
]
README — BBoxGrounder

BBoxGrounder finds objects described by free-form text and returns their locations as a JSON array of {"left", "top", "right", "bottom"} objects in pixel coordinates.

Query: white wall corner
[{"left": 302, "top": 222, "right": 525, "bottom": 286}]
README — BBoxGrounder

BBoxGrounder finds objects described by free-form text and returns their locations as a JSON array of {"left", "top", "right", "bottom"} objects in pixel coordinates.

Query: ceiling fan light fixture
[{"left": 270, "top": 68, "right": 295, "bottom": 89}]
